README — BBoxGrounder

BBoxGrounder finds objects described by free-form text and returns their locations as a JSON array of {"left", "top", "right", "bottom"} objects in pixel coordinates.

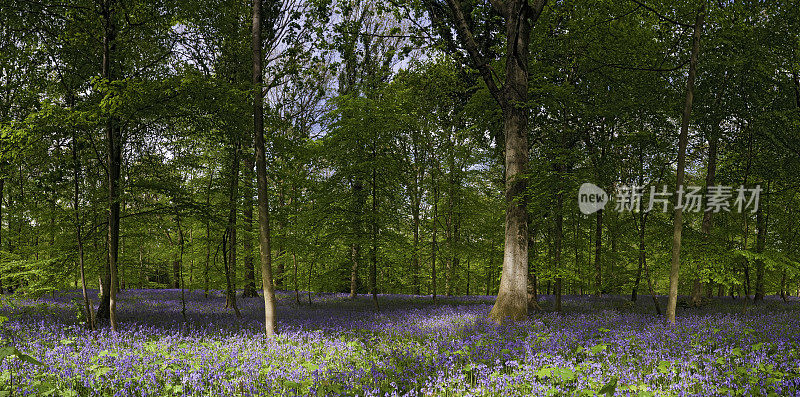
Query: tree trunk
[
  {"left": 780, "top": 269, "right": 787, "bottom": 302},
  {"left": 369, "top": 151, "right": 379, "bottom": 309},
  {"left": 412, "top": 202, "right": 421, "bottom": 295},
  {"left": 554, "top": 190, "right": 563, "bottom": 313},
  {"left": 72, "top": 132, "right": 93, "bottom": 330},
  {"left": 0, "top": 177, "right": 4, "bottom": 293},
  {"left": 275, "top": 188, "right": 286, "bottom": 290},
  {"left": 293, "top": 251, "right": 299, "bottom": 303},
  {"left": 242, "top": 148, "right": 258, "bottom": 298},
  {"left": 349, "top": 180, "right": 364, "bottom": 299},
  {"left": 204, "top": 171, "right": 213, "bottom": 299},
  {"left": 224, "top": 138, "right": 241, "bottom": 315},
  {"left": 632, "top": 212, "right": 645, "bottom": 302},
  {"left": 253, "top": 0, "right": 277, "bottom": 336},
  {"left": 487, "top": 3, "right": 533, "bottom": 324},
  {"left": 692, "top": 128, "right": 718, "bottom": 306},
  {"left": 94, "top": 0, "right": 122, "bottom": 331},
  {"left": 349, "top": 242, "right": 359, "bottom": 298},
  {"left": 431, "top": 182, "right": 438, "bottom": 302},
  {"left": 754, "top": 182, "right": 768, "bottom": 301},
  {"left": 666, "top": 6, "right": 704, "bottom": 324},
  {"left": 172, "top": 260, "right": 180, "bottom": 289},
  {"left": 594, "top": 209, "right": 603, "bottom": 296}
]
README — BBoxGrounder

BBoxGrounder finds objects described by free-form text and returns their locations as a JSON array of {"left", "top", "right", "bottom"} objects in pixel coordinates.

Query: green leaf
[{"left": 598, "top": 377, "right": 618, "bottom": 396}]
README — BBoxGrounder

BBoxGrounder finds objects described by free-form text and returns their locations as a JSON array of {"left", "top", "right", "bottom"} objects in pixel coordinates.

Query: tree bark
[
  {"left": 100, "top": 0, "right": 121, "bottom": 331},
  {"left": 692, "top": 127, "right": 718, "bottom": 306},
  {"left": 242, "top": 147, "right": 258, "bottom": 298},
  {"left": 754, "top": 182, "right": 768, "bottom": 300},
  {"left": 594, "top": 209, "right": 603, "bottom": 296},
  {"left": 223, "top": 139, "right": 241, "bottom": 315},
  {"left": 486, "top": 0, "right": 538, "bottom": 324},
  {"left": 0, "top": 177, "right": 3, "bottom": 293},
  {"left": 204, "top": 171, "right": 213, "bottom": 299},
  {"left": 425, "top": 0, "right": 545, "bottom": 323},
  {"left": 554, "top": 189, "right": 563, "bottom": 313},
  {"left": 666, "top": 6, "right": 704, "bottom": 324},
  {"left": 72, "top": 131, "right": 93, "bottom": 330},
  {"left": 431, "top": 181, "right": 438, "bottom": 302},
  {"left": 253, "top": 0, "right": 277, "bottom": 336},
  {"left": 369, "top": 149, "right": 379, "bottom": 309},
  {"left": 349, "top": 180, "right": 364, "bottom": 299}
]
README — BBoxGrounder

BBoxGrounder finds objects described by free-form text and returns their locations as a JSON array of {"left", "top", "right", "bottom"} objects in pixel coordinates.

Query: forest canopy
[{"left": 0, "top": 0, "right": 799, "bottom": 329}]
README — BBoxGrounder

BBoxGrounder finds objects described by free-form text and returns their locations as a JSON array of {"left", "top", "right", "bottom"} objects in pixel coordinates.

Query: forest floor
[{"left": 0, "top": 289, "right": 798, "bottom": 396}]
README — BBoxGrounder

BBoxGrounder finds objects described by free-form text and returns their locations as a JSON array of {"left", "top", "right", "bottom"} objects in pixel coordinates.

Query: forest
[{"left": 1, "top": 0, "right": 800, "bottom": 395}]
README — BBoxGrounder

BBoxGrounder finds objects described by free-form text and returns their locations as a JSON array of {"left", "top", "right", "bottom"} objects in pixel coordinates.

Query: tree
[
  {"left": 422, "top": 0, "right": 547, "bottom": 323},
  {"left": 667, "top": 5, "right": 705, "bottom": 324}
]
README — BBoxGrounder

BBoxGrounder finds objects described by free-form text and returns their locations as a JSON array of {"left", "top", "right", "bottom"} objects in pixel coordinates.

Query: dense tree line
[{"left": 1, "top": 0, "right": 799, "bottom": 331}]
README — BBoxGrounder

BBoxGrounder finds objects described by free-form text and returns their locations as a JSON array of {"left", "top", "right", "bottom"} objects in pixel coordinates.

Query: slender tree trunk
[
  {"left": 349, "top": 180, "right": 364, "bottom": 299},
  {"left": 412, "top": 142, "right": 423, "bottom": 295},
  {"left": 172, "top": 260, "right": 180, "bottom": 289},
  {"left": 632, "top": 212, "right": 645, "bottom": 302},
  {"left": 293, "top": 251, "right": 299, "bottom": 304},
  {"left": 554, "top": 190, "right": 563, "bottom": 313},
  {"left": 666, "top": 6, "right": 705, "bottom": 324},
  {"left": 369, "top": 152, "right": 379, "bottom": 309},
  {"left": 307, "top": 256, "right": 314, "bottom": 305},
  {"left": 204, "top": 171, "right": 213, "bottom": 299},
  {"left": 102, "top": 0, "right": 121, "bottom": 331},
  {"left": 412, "top": 201, "right": 421, "bottom": 295},
  {"left": 431, "top": 182, "right": 438, "bottom": 302},
  {"left": 594, "top": 209, "right": 603, "bottom": 296},
  {"left": 792, "top": 70, "right": 800, "bottom": 110},
  {"left": 692, "top": 129, "right": 718, "bottom": 306},
  {"left": 0, "top": 177, "right": 4, "bottom": 293},
  {"left": 176, "top": 209, "right": 187, "bottom": 331},
  {"left": 253, "top": 0, "right": 276, "bottom": 336},
  {"left": 242, "top": 148, "right": 258, "bottom": 298},
  {"left": 224, "top": 139, "right": 241, "bottom": 315},
  {"left": 754, "top": 182, "right": 768, "bottom": 301},
  {"left": 72, "top": 131, "right": 94, "bottom": 330},
  {"left": 780, "top": 270, "right": 787, "bottom": 302},
  {"left": 275, "top": 188, "right": 286, "bottom": 290},
  {"left": 466, "top": 256, "right": 470, "bottom": 295},
  {"left": 349, "top": 242, "right": 359, "bottom": 299}
]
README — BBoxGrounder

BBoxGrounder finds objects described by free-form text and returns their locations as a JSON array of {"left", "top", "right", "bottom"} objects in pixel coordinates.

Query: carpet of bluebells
[{"left": 1, "top": 290, "right": 799, "bottom": 396}]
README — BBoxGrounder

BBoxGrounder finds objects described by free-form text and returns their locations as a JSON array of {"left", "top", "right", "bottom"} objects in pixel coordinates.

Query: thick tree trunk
[
  {"left": 666, "top": 6, "right": 704, "bottom": 324},
  {"left": 253, "top": 0, "right": 276, "bottom": 336},
  {"left": 487, "top": 3, "right": 532, "bottom": 323}
]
